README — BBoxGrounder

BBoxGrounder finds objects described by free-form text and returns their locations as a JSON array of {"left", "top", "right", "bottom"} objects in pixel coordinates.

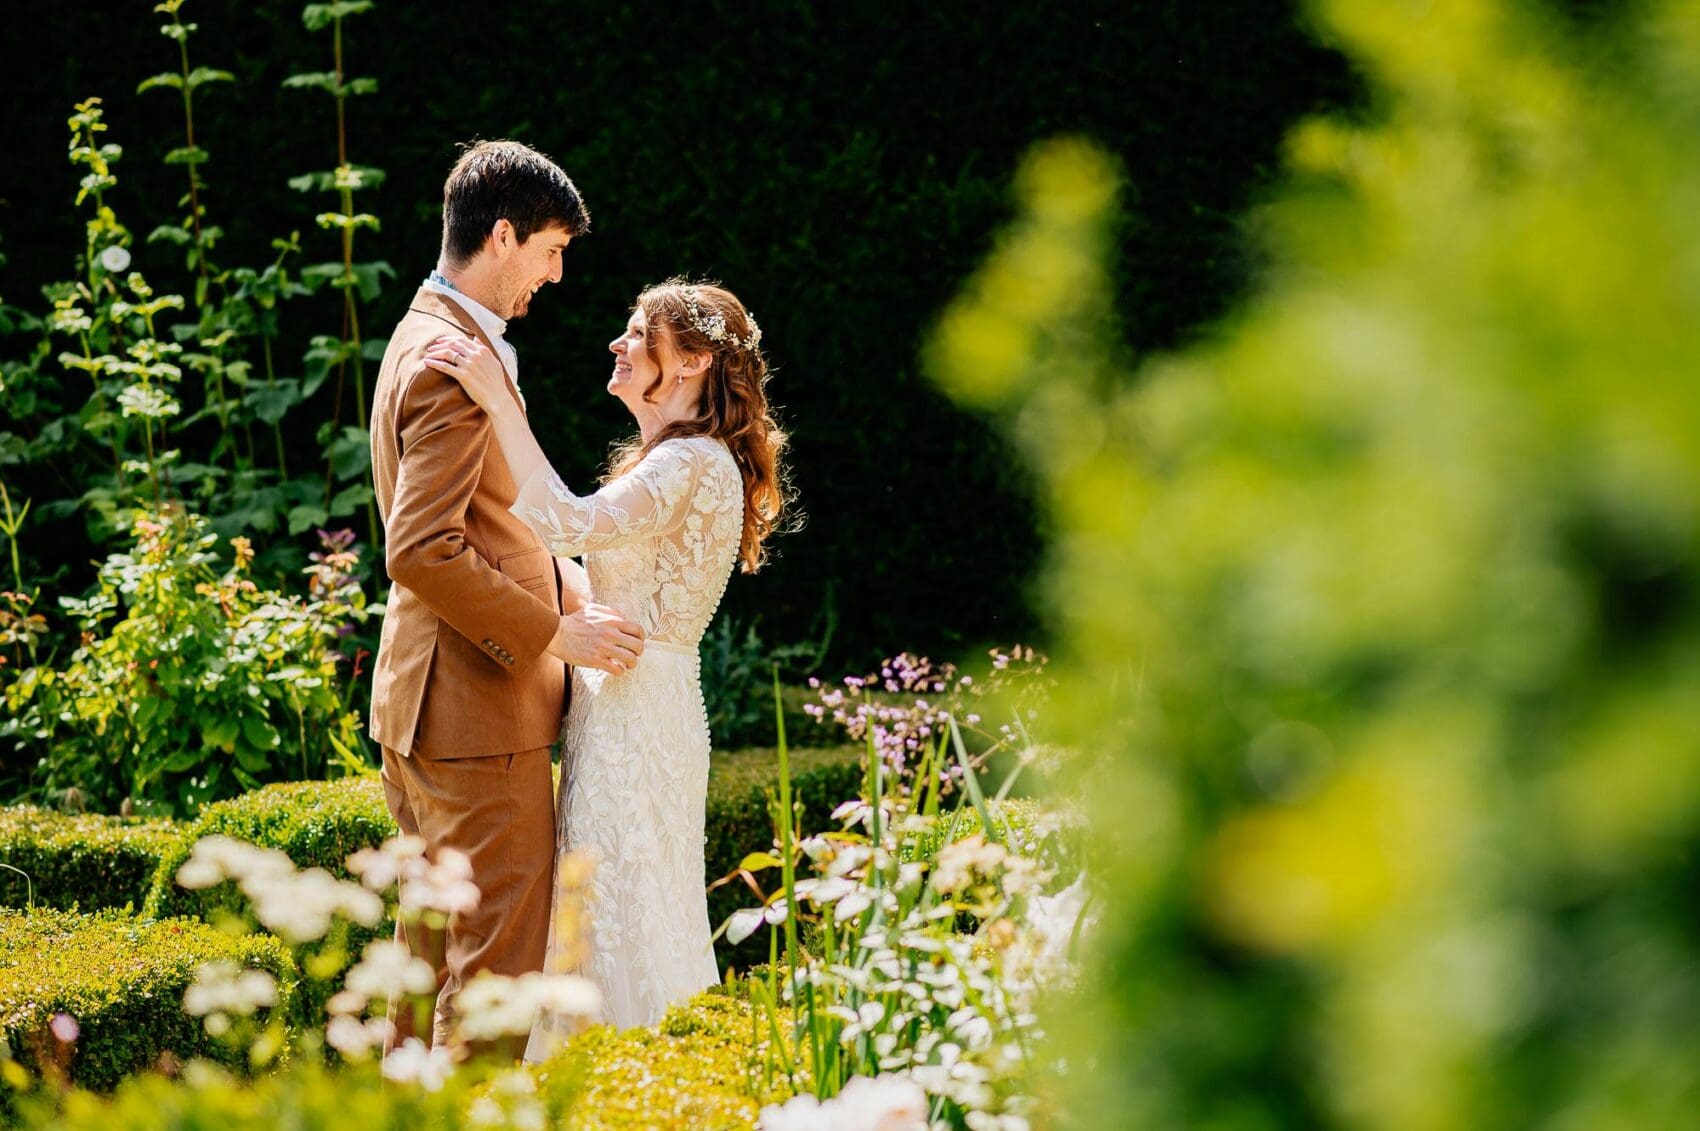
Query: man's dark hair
[{"left": 440, "top": 140, "right": 590, "bottom": 267}]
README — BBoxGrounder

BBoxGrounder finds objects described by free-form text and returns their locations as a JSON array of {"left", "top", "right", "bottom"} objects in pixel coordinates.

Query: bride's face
[{"left": 607, "top": 309, "right": 663, "bottom": 411}]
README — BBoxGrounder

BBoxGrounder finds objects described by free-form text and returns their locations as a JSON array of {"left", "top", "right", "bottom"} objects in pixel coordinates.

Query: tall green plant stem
[
  {"left": 329, "top": 9, "right": 378, "bottom": 549},
  {"left": 166, "top": 6, "right": 210, "bottom": 294}
]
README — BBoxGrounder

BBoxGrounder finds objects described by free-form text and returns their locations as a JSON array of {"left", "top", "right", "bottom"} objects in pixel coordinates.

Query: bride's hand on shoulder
[{"left": 423, "top": 334, "right": 505, "bottom": 413}]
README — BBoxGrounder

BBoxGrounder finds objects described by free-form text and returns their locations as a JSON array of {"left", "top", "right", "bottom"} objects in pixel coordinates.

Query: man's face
[{"left": 493, "top": 222, "right": 572, "bottom": 320}]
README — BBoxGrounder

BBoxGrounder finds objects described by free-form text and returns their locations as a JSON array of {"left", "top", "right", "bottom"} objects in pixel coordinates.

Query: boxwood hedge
[
  {"left": 141, "top": 776, "right": 392, "bottom": 921},
  {"left": 142, "top": 749, "right": 864, "bottom": 926},
  {"left": 0, "top": 909, "right": 295, "bottom": 1093},
  {"left": 535, "top": 988, "right": 788, "bottom": 1129},
  {"left": 0, "top": 809, "right": 182, "bottom": 912}
]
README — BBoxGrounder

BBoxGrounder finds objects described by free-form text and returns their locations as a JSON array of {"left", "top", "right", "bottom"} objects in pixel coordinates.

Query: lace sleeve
[{"left": 509, "top": 439, "right": 705, "bottom": 557}]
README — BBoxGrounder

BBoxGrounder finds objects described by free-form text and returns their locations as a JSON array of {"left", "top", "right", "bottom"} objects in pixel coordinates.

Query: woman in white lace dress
[{"left": 423, "top": 280, "right": 788, "bottom": 1039}]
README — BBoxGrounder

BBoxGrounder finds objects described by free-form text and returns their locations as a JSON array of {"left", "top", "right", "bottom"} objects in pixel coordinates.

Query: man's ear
[{"left": 490, "top": 219, "right": 517, "bottom": 259}]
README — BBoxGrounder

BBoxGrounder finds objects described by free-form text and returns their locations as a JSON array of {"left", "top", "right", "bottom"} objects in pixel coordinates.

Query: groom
[{"left": 369, "top": 140, "right": 644, "bottom": 1049}]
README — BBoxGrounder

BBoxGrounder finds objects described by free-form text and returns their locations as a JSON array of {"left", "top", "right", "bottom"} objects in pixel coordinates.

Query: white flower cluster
[
  {"left": 760, "top": 1072, "right": 932, "bottom": 1130},
  {"left": 321, "top": 937, "right": 434, "bottom": 1058},
  {"left": 182, "top": 960, "right": 279, "bottom": 1037},
  {"left": 735, "top": 797, "right": 1078, "bottom": 1131},
  {"left": 931, "top": 833, "right": 1039, "bottom": 898},
  {"left": 452, "top": 969, "right": 602, "bottom": 1043},
  {"left": 683, "top": 287, "right": 762, "bottom": 353},
  {"left": 176, "top": 835, "right": 383, "bottom": 943},
  {"left": 380, "top": 1037, "right": 455, "bottom": 1092},
  {"left": 348, "top": 835, "right": 480, "bottom": 918}
]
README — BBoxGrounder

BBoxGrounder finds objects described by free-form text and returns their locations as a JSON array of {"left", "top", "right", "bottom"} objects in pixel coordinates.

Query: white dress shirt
[{"left": 422, "top": 273, "right": 523, "bottom": 408}]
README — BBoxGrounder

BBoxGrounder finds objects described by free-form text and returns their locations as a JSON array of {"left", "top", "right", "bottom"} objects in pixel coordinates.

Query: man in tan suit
[{"left": 369, "top": 141, "right": 643, "bottom": 1049}]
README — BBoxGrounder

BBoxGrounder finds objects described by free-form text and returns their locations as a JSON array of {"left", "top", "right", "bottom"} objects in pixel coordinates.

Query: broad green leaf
[
  {"left": 247, "top": 380, "right": 303, "bottom": 425},
  {"left": 282, "top": 72, "right": 338, "bottom": 93},
  {"left": 328, "top": 425, "right": 370, "bottom": 479},
  {"left": 136, "top": 73, "right": 183, "bottom": 94},
  {"left": 185, "top": 67, "right": 234, "bottom": 91},
  {"left": 202, "top": 715, "right": 239, "bottom": 753},
  {"left": 287, "top": 504, "right": 329, "bottom": 535},
  {"left": 329, "top": 483, "right": 373, "bottom": 515},
  {"left": 146, "top": 223, "right": 193, "bottom": 245},
  {"left": 303, "top": 1, "right": 374, "bottom": 31}
]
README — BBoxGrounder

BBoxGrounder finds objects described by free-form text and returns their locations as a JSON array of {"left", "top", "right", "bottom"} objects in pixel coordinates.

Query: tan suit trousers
[{"left": 380, "top": 744, "right": 555, "bottom": 1049}]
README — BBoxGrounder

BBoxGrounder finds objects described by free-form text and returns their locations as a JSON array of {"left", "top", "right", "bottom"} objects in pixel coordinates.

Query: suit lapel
[{"left": 406, "top": 287, "right": 528, "bottom": 416}]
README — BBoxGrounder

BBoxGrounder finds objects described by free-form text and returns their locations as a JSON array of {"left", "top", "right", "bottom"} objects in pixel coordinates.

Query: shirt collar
[{"left": 422, "top": 272, "right": 508, "bottom": 345}]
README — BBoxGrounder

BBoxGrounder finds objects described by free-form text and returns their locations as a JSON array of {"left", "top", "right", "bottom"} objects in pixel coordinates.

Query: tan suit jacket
[{"left": 369, "top": 288, "right": 567, "bottom": 758}]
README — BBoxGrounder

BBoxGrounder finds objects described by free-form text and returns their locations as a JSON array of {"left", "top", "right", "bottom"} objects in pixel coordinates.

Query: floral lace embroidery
[
  {"left": 512, "top": 436, "right": 741, "bottom": 1039},
  {"left": 510, "top": 436, "right": 743, "bottom": 648}
]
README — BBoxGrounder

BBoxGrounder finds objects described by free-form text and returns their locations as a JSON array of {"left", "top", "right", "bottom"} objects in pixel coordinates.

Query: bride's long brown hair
[{"left": 606, "top": 279, "right": 792, "bottom": 573}]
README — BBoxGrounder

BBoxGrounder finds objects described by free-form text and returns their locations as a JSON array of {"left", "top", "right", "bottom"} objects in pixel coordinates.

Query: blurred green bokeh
[{"left": 929, "top": 1, "right": 1700, "bottom": 1127}]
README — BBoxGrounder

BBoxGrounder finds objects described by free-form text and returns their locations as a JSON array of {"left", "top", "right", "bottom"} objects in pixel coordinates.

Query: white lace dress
[{"left": 508, "top": 435, "right": 743, "bottom": 1044}]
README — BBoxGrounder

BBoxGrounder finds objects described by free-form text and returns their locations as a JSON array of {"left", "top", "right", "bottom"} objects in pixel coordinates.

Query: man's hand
[{"left": 547, "top": 604, "right": 645, "bottom": 674}]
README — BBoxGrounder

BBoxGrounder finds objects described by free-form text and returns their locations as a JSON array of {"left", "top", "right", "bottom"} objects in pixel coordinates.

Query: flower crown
[{"left": 682, "top": 288, "right": 762, "bottom": 353}]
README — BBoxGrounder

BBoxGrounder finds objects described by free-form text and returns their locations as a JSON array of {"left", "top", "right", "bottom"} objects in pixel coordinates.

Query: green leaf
[
  {"left": 185, "top": 67, "right": 234, "bottom": 91},
  {"left": 329, "top": 483, "right": 373, "bottom": 515},
  {"left": 202, "top": 715, "right": 239, "bottom": 753},
  {"left": 302, "top": 334, "right": 352, "bottom": 396},
  {"left": 137, "top": 73, "right": 183, "bottom": 94},
  {"left": 163, "top": 146, "right": 210, "bottom": 166},
  {"left": 349, "top": 260, "right": 395, "bottom": 303},
  {"left": 328, "top": 425, "right": 371, "bottom": 480},
  {"left": 147, "top": 223, "right": 193, "bottom": 246},
  {"left": 247, "top": 380, "right": 303, "bottom": 425},
  {"left": 241, "top": 713, "right": 281, "bottom": 752},
  {"left": 282, "top": 71, "right": 338, "bottom": 93},
  {"left": 739, "top": 851, "right": 784, "bottom": 872},
  {"left": 302, "top": 1, "right": 374, "bottom": 31},
  {"left": 344, "top": 77, "right": 379, "bottom": 96},
  {"left": 161, "top": 745, "right": 206, "bottom": 772},
  {"left": 287, "top": 504, "right": 329, "bottom": 535}
]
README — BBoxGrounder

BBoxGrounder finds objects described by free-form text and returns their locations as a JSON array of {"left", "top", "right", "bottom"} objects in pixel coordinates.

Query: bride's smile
[{"left": 606, "top": 313, "right": 656, "bottom": 397}]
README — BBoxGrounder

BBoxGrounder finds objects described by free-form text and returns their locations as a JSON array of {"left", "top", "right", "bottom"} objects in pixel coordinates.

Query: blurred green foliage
[{"left": 929, "top": 0, "right": 1700, "bottom": 1127}]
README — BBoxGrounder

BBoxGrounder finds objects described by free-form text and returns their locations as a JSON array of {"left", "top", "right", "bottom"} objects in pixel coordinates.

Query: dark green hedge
[
  {"left": 0, "top": 809, "right": 182, "bottom": 911},
  {"left": 0, "top": 909, "right": 295, "bottom": 1093},
  {"left": 1, "top": 0, "right": 1353, "bottom": 665},
  {"left": 141, "top": 776, "right": 392, "bottom": 921}
]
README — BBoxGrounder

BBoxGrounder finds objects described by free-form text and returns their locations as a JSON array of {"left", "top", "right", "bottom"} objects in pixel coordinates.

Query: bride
[{"left": 423, "top": 279, "right": 789, "bottom": 1038}]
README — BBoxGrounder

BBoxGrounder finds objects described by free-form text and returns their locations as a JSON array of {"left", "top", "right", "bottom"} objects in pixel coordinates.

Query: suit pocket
[{"left": 498, "top": 547, "right": 548, "bottom": 591}]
